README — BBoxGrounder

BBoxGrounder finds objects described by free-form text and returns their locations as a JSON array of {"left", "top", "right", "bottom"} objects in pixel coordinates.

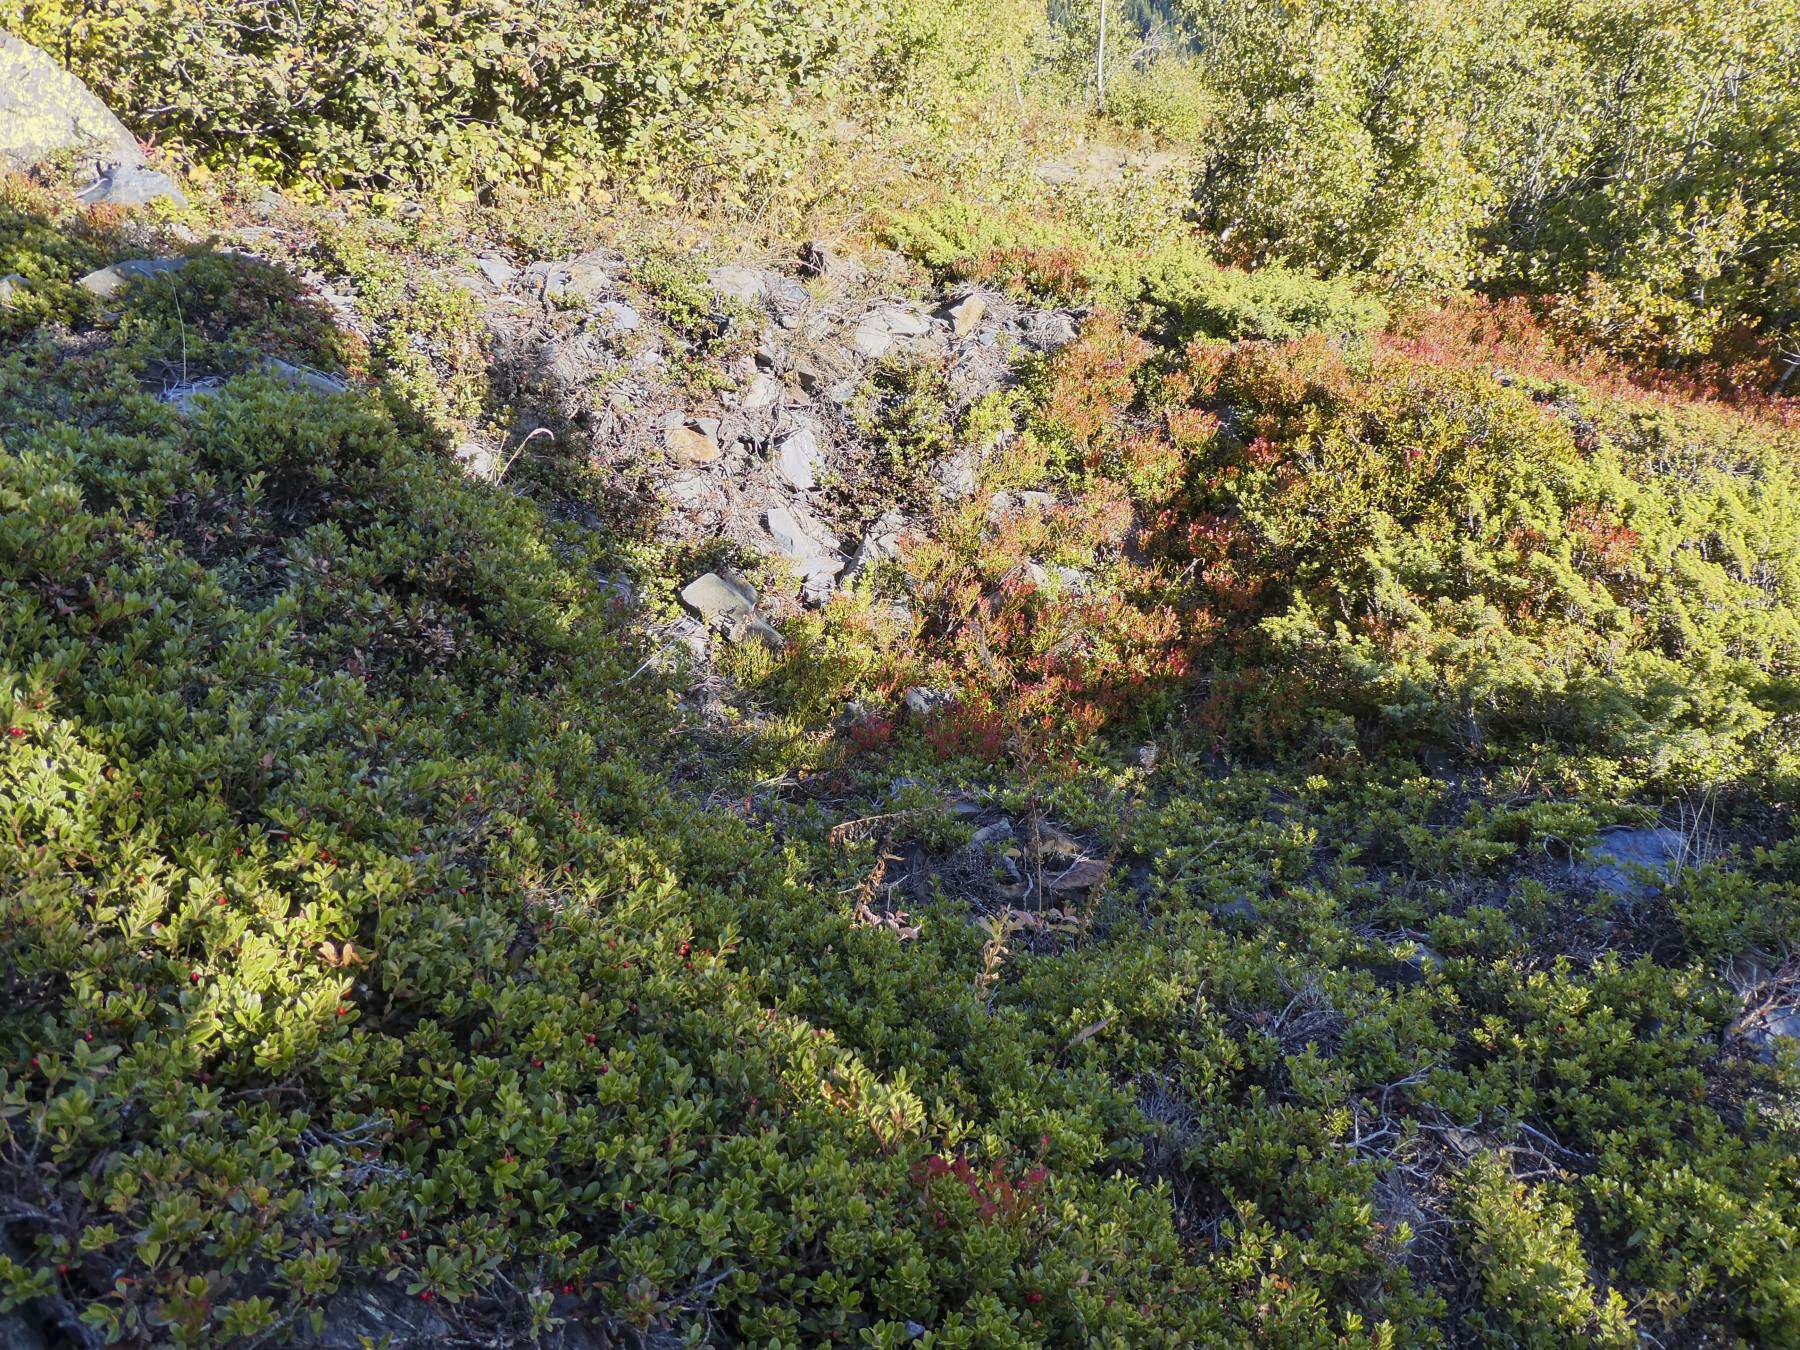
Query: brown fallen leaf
[
  {"left": 1064, "top": 1015, "right": 1114, "bottom": 1051},
  {"left": 1045, "top": 857, "right": 1111, "bottom": 893}
]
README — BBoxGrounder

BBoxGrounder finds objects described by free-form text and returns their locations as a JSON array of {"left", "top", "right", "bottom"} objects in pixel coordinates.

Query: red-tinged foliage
[
  {"left": 966, "top": 245, "right": 1095, "bottom": 305},
  {"left": 1385, "top": 295, "right": 1800, "bottom": 430}
]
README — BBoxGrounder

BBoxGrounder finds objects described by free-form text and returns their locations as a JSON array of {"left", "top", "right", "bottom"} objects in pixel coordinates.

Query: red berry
[
  {"left": 1027, "top": 1292, "right": 1043, "bottom": 1305},
  {"left": 29, "top": 1056, "right": 40, "bottom": 1069},
  {"left": 534, "top": 1058, "right": 544, "bottom": 1069},
  {"left": 82, "top": 1031, "right": 92, "bottom": 1042},
  {"left": 336, "top": 1005, "right": 349, "bottom": 1017},
  {"left": 599, "top": 1063, "right": 609, "bottom": 1075},
  {"left": 7, "top": 727, "right": 25, "bottom": 737},
  {"left": 189, "top": 971, "right": 200, "bottom": 984},
  {"left": 399, "top": 1229, "right": 409, "bottom": 1240},
  {"left": 56, "top": 1264, "right": 69, "bottom": 1276},
  {"left": 561, "top": 1283, "right": 574, "bottom": 1295}
]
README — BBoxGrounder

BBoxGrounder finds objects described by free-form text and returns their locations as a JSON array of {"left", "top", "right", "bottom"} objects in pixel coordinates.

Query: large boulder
[{"left": 0, "top": 34, "right": 145, "bottom": 172}]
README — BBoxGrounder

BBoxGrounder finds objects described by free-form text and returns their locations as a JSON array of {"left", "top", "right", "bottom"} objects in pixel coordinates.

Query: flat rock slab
[
  {"left": 773, "top": 425, "right": 821, "bottom": 491},
  {"left": 766, "top": 504, "right": 841, "bottom": 568},
  {"left": 0, "top": 34, "right": 145, "bottom": 172},
  {"left": 78, "top": 256, "right": 187, "bottom": 298},
  {"left": 76, "top": 164, "right": 186, "bottom": 209},
  {"left": 681, "top": 571, "right": 758, "bottom": 626},
  {"left": 1575, "top": 825, "right": 1689, "bottom": 899}
]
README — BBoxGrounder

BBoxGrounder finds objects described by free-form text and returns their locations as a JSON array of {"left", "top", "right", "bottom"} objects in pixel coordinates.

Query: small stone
[
  {"left": 933, "top": 451, "right": 977, "bottom": 501},
  {"left": 680, "top": 571, "right": 757, "bottom": 627},
  {"left": 473, "top": 253, "right": 515, "bottom": 288},
  {"left": 947, "top": 294, "right": 986, "bottom": 337},
  {"left": 740, "top": 372, "right": 782, "bottom": 411},
  {"left": 1575, "top": 825, "right": 1688, "bottom": 899},
  {"left": 774, "top": 425, "right": 822, "bottom": 491},
  {"left": 1022, "top": 311, "right": 1078, "bottom": 351},
  {"left": 709, "top": 266, "right": 765, "bottom": 306},
  {"left": 263, "top": 357, "right": 350, "bottom": 396},
  {"left": 595, "top": 300, "right": 640, "bottom": 332},
  {"left": 1747, "top": 1006, "right": 1800, "bottom": 1064},
  {"left": 454, "top": 441, "right": 503, "bottom": 480},
  {"left": 851, "top": 318, "right": 893, "bottom": 360},
  {"left": 0, "top": 273, "right": 27, "bottom": 306},
  {"left": 75, "top": 164, "right": 186, "bottom": 209},
  {"left": 77, "top": 256, "right": 186, "bottom": 298},
  {"left": 766, "top": 504, "right": 841, "bottom": 564},
  {"left": 665, "top": 425, "right": 720, "bottom": 466},
  {"left": 903, "top": 686, "right": 958, "bottom": 717},
  {"left": 1214, "top": 897, "right": 1262, "bottom": 924}
]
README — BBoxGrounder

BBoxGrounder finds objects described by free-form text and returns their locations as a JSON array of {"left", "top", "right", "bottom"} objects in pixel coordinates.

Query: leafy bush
[{"left": 0, "top": 0, "right": 1026, "bottom": 201}]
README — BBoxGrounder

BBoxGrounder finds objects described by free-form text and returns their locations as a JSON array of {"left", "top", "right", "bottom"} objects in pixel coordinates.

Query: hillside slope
[{"left": 1, "top": 44, "right": 1799, "bottom": 1350}]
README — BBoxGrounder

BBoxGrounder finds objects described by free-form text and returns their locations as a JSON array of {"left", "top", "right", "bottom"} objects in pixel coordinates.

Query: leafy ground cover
[{"left": 1, "top": 123, "right": 1798, "bottom": 1350}]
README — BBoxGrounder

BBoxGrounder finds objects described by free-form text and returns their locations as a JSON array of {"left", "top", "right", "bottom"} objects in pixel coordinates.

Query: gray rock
[
  {"left": 904, "top": 686, "right": 959, "bottom": 717},
  {"left": 681, "top": 571, "right": 758, "bottom": 627},
  {"left": 774, "top": 425, "right": 822, "bottom": 491},
  {"left": 75, "top": 164, "right": 186, "bottom": 209},
  {"left": 972, "top": 821, "right": 1014, "bottom": 847},
  {"left": 304, "top": 1280, "right": 448, "bottom": 1348},
  {"left": 1747, "top": 1006, "right": 1800, "bottom": 1064},
  {"left": 851, "top": 317, "right": 894, "bottom": 360},
  {"left": 77, "top": 256, "right": 186, "bottom": 298},
  {"left": 709, "top": 265, "right": 767, "bottom": 306},
  {"left": 160, "top": 376, "right": 228, "bottom": 413},
  {"left": 0, "top": 273, "right": 29, "bottom": 307},
  {"left": 1022, "top": 311, "right": 1079, "bottom": 351},
  {"left": 454, "top": 440, "right": 504, "bottom": 480},
  {"left": 0, "top": 34, "right": 145, "bottom": 172},
  {"left": 524, "top": 248, "right": 619, "bottom": 303},
  {"left": 766, "top": 504, "right": 842, "bottom": 565},
  {"left": 739, "top": 372, "right": 782, "bottom": 412},
  {"left": 795, "top": 347, "right": 855, "bottom": 396},
  {"left": 264, "top": 357, "right": 350, "bottom": 396},
  {"left": 596, "top": 300, "right": 640, "bottom": 332},
  {"left": 1214, "top": 897, "right": 1262, "bottom": 924},
  {"left": 933, "top": 451, "right": 977, "bottom": 501},
  {"left": 1575, "top": 826, "right": 1689, "bottom": 899},
  {"left": 472, "top": 253, "right": 516, "bottom": 288}
]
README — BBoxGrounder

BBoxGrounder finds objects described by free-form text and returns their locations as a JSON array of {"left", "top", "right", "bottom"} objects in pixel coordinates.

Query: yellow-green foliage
[{"left": 0, "top": 0, "right": 1045, "bottom": 202}]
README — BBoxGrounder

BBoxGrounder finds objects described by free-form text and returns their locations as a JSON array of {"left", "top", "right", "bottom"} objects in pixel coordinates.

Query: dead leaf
[
  {"left": 1064, "top": 1015, "right": 1114, "bottom": 1051},
  {"left": 1045, "top": 857, "right": 1111, "bottom": 893}
]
